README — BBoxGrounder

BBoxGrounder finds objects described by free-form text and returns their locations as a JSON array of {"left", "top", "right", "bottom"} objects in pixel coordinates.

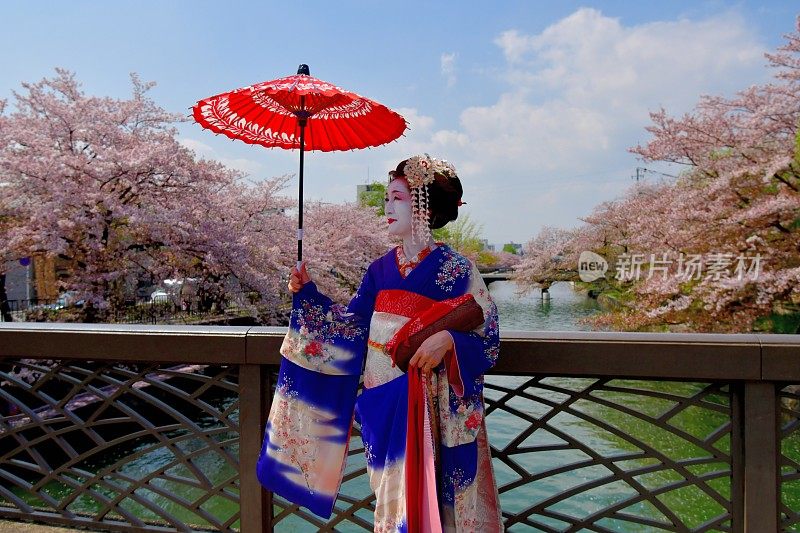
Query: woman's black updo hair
[{"left": 391, "top": 159, "right": 463, "bottom": 229}]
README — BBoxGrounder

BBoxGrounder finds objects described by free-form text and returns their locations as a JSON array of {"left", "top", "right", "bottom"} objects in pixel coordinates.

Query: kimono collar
[{"left": 395, "top": 242, "right": 443, "bottom": 278}]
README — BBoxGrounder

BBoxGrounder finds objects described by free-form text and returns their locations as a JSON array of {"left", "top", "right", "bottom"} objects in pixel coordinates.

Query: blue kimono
[{"left": 257, "top": 244, "right": 503, "bottom": 532}]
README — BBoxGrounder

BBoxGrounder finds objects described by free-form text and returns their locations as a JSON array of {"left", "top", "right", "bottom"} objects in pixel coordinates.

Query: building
[{"left": 2, "top": 254, "right": 60, "bottom": 302}]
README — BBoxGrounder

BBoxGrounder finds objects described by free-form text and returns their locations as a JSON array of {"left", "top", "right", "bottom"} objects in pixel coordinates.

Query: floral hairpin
[{"left": 396, "top": 154, "right": 457, "bottom": 187}]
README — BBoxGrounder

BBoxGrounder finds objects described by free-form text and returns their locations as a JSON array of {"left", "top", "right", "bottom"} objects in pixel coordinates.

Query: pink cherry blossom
[
  {"left": 0, "top": 70, "right": 392, "bottom": 319},
  {"left": 514, "top": 19, "right": 800, "bottom": 332}
]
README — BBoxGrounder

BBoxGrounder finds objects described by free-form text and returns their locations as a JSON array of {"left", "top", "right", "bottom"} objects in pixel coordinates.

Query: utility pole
[{"left": 633, "top": 167, "right": 678, "bottom": 182}]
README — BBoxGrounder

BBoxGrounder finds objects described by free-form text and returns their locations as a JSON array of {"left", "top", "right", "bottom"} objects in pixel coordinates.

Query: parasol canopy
[{"left": 192, "top": 65, "right": 407, "bottom": 262}]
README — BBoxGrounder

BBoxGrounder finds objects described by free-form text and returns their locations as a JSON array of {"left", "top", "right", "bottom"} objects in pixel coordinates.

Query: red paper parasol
[{"left": 192, "top": 64, "right": 407, "bottom": 263}]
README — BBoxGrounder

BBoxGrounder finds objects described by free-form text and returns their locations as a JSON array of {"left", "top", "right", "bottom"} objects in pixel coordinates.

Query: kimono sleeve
[
  {"left": 257, "top": 268, "right": 376, "bottom": 518},
  {"left": 445, "top": 263, "right": 500, "bottom": 398},
  {"left": 279, "top": 265, "right": 375, "bottom": 376}
]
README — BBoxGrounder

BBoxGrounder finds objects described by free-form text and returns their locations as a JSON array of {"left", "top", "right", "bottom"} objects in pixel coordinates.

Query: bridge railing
[{"left": 0, "top": 323, "right": 797, "bottom": 532}]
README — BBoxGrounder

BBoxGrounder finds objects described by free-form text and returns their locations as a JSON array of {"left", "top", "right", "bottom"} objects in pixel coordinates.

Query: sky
[{"left": 1, "top": 1, "right": 797, "bottom": 245}]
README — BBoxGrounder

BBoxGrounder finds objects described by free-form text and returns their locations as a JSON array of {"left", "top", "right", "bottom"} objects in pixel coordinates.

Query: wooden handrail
[{"left": 1, "top": 323, "right": 797, "bottom": 379}]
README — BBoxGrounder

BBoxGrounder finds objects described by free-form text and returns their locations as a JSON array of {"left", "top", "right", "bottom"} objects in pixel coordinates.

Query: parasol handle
[
  {"left": 297, "top": 97, "right": 306, "bottom": 264},
  {"left": 296, "top": 231, "right": 303, "bottom": 271}
]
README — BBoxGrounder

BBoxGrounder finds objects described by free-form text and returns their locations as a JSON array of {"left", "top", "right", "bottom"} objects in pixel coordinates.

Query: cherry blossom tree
[
  {"left": 0, "top": 70, "right": 392, "bottom": 321},
  {"left": 515, "top": 20, "right": 800, "bottom": 332},
  {"left": 512, "top": 226, "right": 578, "bottom": 292},
  {"left": 491, "top": 250, "right": 521, "bottom": 270},
  {"left": 150, "top": 174, "right": 297, "bottom": 315},
  {"left": 0, "top": 70, "right": 288, "bottom": 315}
]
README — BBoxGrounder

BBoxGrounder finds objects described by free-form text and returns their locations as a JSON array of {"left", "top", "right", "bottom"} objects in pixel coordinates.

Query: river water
[{"left": 489, "top": 281, "right": 601, "bottom": 332}]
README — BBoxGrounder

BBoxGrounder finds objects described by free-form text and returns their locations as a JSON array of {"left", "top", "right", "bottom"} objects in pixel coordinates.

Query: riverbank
[{"left": 0, "top": 520, "right": 84, "bottom": 532}]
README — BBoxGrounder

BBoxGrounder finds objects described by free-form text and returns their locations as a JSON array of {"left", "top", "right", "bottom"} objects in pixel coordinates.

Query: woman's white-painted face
[{"left": 385, "top": 178, "right": 413, "bottom": 237}]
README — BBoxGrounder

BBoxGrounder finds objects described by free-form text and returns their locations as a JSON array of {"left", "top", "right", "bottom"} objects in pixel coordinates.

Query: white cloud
[
  {"left": 494, "top": 30, "right": 536, "bottom": 65},
  {"left": 396, "top": 107, "right": 435, "bottom": 135},
  {"left": 179, "top": 137, "right": 265, "bottom": 176},
  {"left": 397, "top": 8, "right": 769, "bottom": 242},
  {"left": 219, "top": 157, "right": 265, "bottom": 175},
  {"left": 179, "top": 138, "right": 214, "bottom": 155},
  {"left": 493, "top": 8, "right": 765, "bottom": 117},
  {"left": 457, "top": 93, "right": 611, "bottom": 173},
  {"left": 440, "top": 52, "right": 457, "bottom": 87}
]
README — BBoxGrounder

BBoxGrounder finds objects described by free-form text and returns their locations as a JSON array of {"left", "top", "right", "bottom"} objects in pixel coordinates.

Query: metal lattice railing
[
  {"left": 484, "top": 377, "right": 734, "bottom": 531},
  {"left": 780, "top": 385, "right": 800, "bottom": 531},
  {"left": 0, "top": 324, "right": 797, "bottom": 532},
  {"left": 0, "top": 360, "right": 240, "bottom": 531}
]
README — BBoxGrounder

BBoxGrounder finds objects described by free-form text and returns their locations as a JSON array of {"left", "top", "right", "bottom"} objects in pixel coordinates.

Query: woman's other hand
[
  {"left": 408, "top": 330, "right": 454, "bottom": 374},
  {"left": 288, "top": 262, "right": 312, "bottom": 293}
]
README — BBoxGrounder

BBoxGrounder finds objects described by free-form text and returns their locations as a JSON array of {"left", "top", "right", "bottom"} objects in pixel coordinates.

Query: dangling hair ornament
[{"left": 390, "top": 154, "right": 458, "bottom": 244}]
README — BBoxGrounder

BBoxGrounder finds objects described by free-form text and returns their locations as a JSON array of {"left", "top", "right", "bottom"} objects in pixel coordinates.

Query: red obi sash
[
  {"left": 383, "top": 292, "right": 484, "bottom": 373},
  {"left": 375, "top": 289, "right": 437, "bottom": 318}
]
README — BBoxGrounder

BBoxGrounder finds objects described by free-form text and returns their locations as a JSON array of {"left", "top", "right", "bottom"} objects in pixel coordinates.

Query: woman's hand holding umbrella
[{"left": 288, "top": 262, "right": 311, "bottom": 293}]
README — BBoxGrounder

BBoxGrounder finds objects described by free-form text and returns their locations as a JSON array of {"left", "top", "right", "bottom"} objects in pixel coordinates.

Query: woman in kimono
[{"left": 257, "top": 155, "right": 503, "bottom": 532}]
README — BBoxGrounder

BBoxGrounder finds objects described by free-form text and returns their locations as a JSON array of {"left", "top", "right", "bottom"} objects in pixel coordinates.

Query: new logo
[{"left": 578, "top": 251, "right": 608, "bottom": 282}]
